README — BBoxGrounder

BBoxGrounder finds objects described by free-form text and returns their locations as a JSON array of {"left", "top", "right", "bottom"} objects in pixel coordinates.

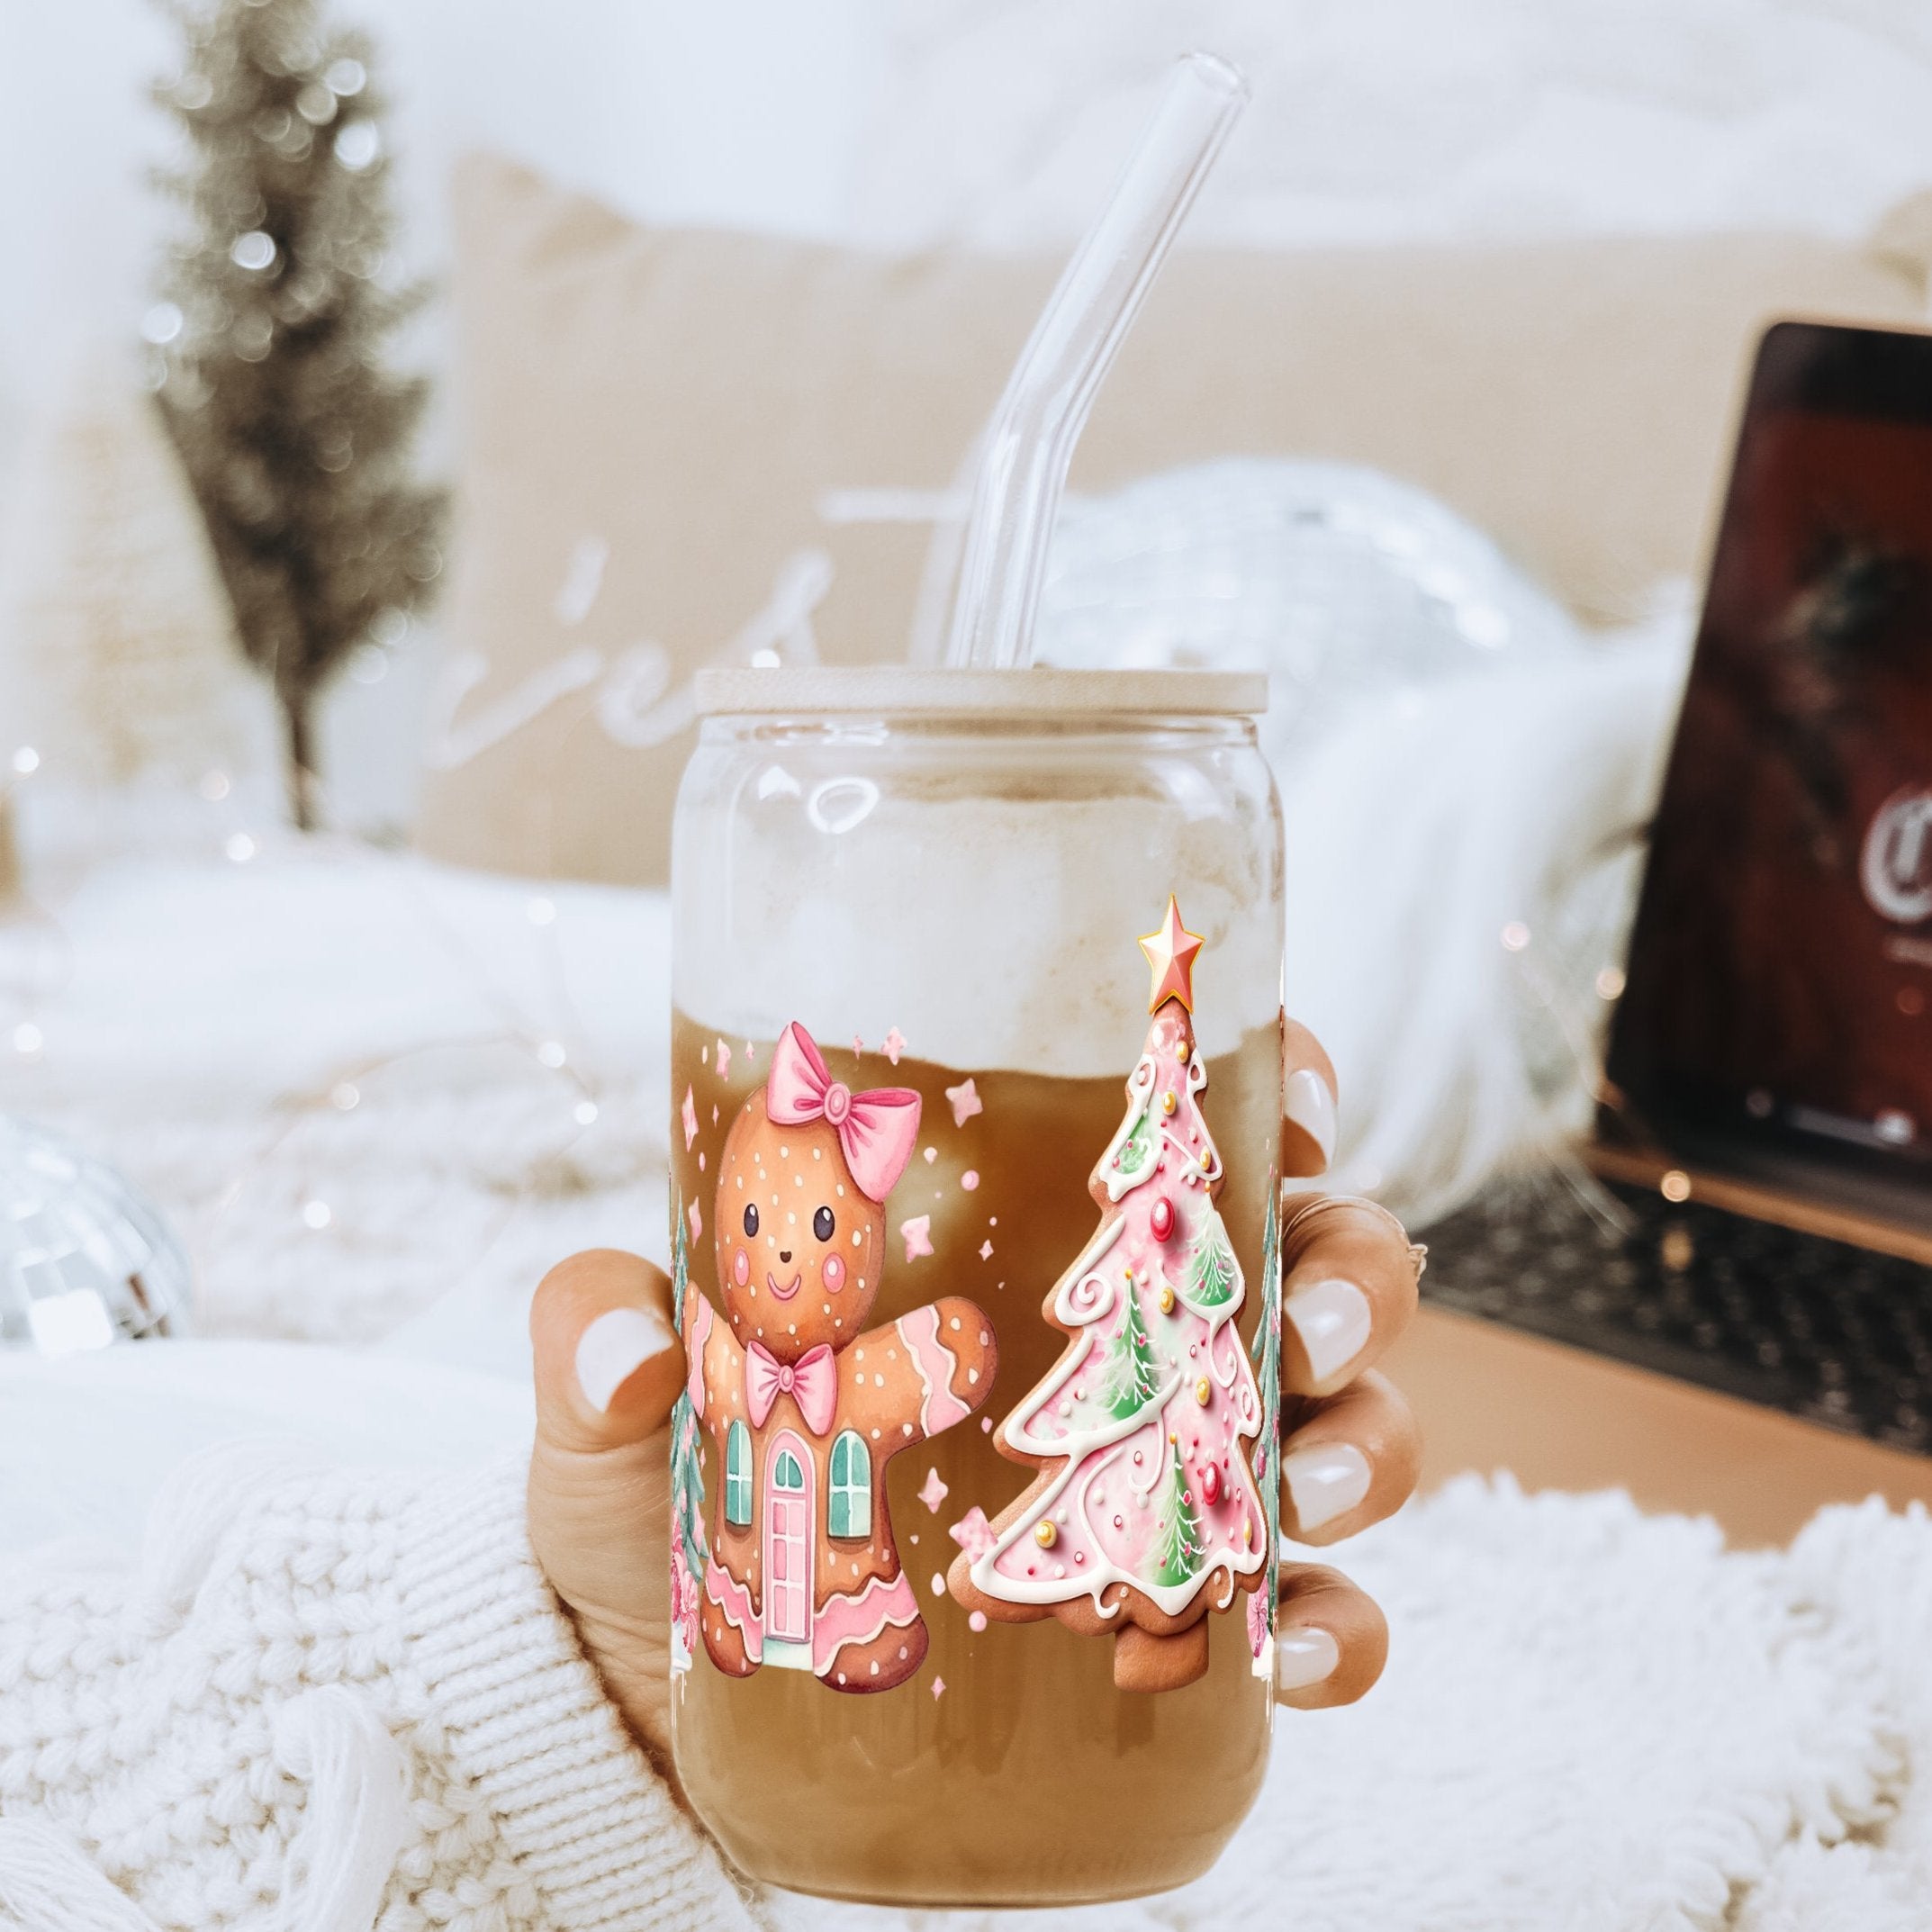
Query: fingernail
[
  {"left": 1276, "top": 1625, "right": 1340, "bottom": 1693},
  {"left": 1283, "top": 1441, "right": 1372, "bottom": 1531},
  {"left": 1286, "top": 1277, "right": 1372, "bottom": 1383},
  {"left": 1284, "top": 1067, "right": 1336, "bottom": 1168},
  {"left": 575, "top": 1305, "right": 674, "bottom": 1413}
]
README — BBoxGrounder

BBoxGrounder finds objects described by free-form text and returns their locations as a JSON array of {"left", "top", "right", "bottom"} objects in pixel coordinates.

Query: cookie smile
[{"left": 765, "top": 1270, "right": 802, "bottom": 1300}]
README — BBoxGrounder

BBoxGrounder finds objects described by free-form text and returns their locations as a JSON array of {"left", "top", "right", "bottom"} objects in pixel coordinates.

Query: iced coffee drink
[{"left": 666, "top": 669, "right": 1284, "bottom": 1904}]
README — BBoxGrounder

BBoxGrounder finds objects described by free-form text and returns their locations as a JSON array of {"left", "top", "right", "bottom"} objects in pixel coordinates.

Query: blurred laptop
[{"left": 1421, "top": 319, "right": 1932, "bottom": 1455}]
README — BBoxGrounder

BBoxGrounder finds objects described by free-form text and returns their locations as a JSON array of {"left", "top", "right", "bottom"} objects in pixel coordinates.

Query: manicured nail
[
  {"left": 1286, "top": 1277, "right": 1372, "bottom": 1383},
  {"left": 1283, "top": 1441, "right": 1372, "bottom": 1531},
  {"left": 1284, "top": 1067, "right": 1336, "bottom": 1169},
  {"left": 575, "top": 1305, "right": 674, "bottom": 1413},
  {"left": 1275, "top": 1625, "right": 1340, "bottom": 1693}
]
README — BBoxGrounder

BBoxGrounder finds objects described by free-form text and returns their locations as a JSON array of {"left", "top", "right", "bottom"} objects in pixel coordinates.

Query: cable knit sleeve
[{"left": 0, "top": 1449, "right": 762, "bottom": 1932}]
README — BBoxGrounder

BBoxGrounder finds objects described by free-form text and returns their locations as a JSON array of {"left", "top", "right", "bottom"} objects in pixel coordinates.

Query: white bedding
[
  {"left": 0, "top": 613, "right": 1687, "bottom": 1368},
  {"left": 3, "top": 835, "right": 672, "bottom": 1365}
]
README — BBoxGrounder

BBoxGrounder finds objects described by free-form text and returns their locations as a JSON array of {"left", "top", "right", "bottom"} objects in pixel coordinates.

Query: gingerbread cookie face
[{"left": 713, "top": 1097, "right": 886, "bottom": 1362}]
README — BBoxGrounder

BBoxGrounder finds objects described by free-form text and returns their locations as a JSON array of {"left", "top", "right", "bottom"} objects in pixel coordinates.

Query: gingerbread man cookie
[{"left": 682, "top": 1021, "right": 998, "bottom": 1693}]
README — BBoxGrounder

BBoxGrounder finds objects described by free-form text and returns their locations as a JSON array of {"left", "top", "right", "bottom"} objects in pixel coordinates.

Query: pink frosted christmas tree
[{"left": 948, "top": 898, "right": 1268, "bottom": 1692}]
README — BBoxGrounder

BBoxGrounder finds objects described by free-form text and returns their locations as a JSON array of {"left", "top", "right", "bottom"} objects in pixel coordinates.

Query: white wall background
[
  {"left": 6, "top": 0, "right": 1932, "bottom": 453},
  {"left": 0, "top": 0, "right": 881, "bottom": 462}
]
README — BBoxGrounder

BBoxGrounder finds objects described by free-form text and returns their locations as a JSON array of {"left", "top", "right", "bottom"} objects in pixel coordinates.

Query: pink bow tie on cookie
[
  {"left": 765, "top": 1020, "right": 921, "bottom": 1203},
  {"left": 745, "top": 1340, "right": 838, "bottom": 1434}
]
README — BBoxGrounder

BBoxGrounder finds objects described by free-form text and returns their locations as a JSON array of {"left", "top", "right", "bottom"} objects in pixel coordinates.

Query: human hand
[
  {"left": 526, "top": 1248, "right": 686, "bottom": 1773},
  {"left": 525, "top": 1019, "right": 1421, "bottom": 1759},
  {"left": 1268, "top": 1018, "right": 1422, "bottom": 1707}
]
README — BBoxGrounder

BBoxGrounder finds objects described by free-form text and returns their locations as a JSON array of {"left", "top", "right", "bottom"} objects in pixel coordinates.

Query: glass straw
[{"left": 943, "top": 51, "right": 1249, "bottom": 671}]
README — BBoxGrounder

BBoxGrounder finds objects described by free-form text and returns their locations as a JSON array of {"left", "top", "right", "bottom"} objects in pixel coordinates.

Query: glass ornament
[
  {"left": 0, "top": 1116, "right": 193, "bottom": 1355},
  {"left": 1035, "top": 456, "right": 1586, "bottom": 760}
]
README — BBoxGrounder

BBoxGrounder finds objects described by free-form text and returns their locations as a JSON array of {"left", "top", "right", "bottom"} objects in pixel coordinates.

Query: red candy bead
[
  {"left": 1150, "top": 1196, "right": 1175, "bottom": 1241},
  {"left": 1201, "top": 1462, "right": 1222, "bottom": 1505}
]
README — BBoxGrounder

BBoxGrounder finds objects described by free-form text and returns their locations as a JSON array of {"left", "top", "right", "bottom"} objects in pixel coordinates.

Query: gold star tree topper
[{"left": 1137, "top": 895, "right": 1205, "bottom": 1013}]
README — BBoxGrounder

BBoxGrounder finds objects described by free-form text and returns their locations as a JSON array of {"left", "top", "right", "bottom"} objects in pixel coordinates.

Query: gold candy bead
[
  {"left": 1194, "top": 1376, "right": 1212, "bottom": 1405},
  {"left": 1159, "top": 1284, "right": 1176, "bottom": 1314},
  {"left": 1034, "top": 1521, "right": 1058, "bottom": 1549},
  {"left": 1160, "top": 1091, "right": 1178, "bottom": 1115}
]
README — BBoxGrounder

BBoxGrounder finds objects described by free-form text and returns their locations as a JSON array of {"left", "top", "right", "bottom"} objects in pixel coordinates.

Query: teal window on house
[
  {"left": 725, "top": 1421, "right": 753, "bottom": 1526},
  {"left": 828, "top": 1430, "right": 871, "bottom": 1539}
]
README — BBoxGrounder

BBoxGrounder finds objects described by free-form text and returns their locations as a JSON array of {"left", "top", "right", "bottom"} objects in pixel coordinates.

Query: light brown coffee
[{"left": 668, "top": 1009, "right": 1283, "bottom": 1905}]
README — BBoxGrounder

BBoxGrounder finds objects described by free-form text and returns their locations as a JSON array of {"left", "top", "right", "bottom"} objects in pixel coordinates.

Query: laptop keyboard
[{"left": 1416, "top": 1174, "right": 1932, "bottom": 1455}]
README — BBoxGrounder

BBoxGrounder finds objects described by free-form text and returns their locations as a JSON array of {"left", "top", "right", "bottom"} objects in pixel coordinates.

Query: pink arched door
[{"left": 762, "top": 1430, "right": 815, "bottom": 1649}]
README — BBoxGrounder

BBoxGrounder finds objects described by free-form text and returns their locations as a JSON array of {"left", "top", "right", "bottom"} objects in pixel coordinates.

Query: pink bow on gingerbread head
[{"left": 765, "top": 1021, "right": 920, "bottom": 1203}]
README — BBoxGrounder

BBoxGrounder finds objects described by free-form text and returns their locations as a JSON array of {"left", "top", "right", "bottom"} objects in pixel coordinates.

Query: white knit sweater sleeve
[{"left": 0, "top": 1448, "right": 762, "bottom": 1932}]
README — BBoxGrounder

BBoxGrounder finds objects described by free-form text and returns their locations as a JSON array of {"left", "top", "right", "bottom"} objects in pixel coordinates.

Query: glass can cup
[{"left": 667, "top": 669, "right": 1286, "bottom": 1906}]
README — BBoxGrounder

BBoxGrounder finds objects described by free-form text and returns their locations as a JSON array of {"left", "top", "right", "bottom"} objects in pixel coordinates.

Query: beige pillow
[{"left": 419, "top": 153, "right": 1928, "bottom": 887}]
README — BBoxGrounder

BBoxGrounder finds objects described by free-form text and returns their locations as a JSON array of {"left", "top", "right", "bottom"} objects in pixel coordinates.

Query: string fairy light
[{"left": 0, "top": 732, "right": 628, "bottom": 1345}]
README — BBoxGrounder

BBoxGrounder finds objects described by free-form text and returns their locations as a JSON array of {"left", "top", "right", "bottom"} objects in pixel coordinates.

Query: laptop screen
[{"left": 1609, "top": 321, "right": 1932, "bottom": 1179}]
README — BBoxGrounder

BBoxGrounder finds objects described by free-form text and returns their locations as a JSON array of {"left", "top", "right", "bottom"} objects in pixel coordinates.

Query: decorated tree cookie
[
  {"left": 682, "top": 1021, "right": 998, "bottom": 1693},
  {"left": 947, "top": 898, "right": 1268, "bottom": 1693}
]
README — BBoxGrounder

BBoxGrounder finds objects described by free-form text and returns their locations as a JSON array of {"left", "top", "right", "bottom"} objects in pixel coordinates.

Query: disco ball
[
  {"left": 0, "top": 1116, "right": 192, "bottom": 1354},
  {"left": 1036, "top": 457, "right": 1586, "bottom": 754}
]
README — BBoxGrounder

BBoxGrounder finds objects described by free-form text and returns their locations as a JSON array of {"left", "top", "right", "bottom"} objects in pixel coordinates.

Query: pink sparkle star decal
[
  {"left": 715, "top": 1040, "right": 731, "bottom": 1079},
  {"left": 883, "top": 1026, "right": 907, "bottom": 1065},
  {"left": 948, "top": 1506, "right": 995, "bottom": 1559},
  {"left": 900, "top": 1214, "right": 934, "bottom": 1261},
  {"left": 688, "top": 1198, "right": 702, "bottom": 1245},
  {"left": 930, "top": 1675, "right": 946, "bottom": 1702},
  {"left": 918, "top": 1467, "right": 949, "bottom": 1513},
  {"left": 945, "top": 1078, "right": 982, "bottom": 1128},
  {"left": 681, "top": 1086, "right": 698, "bottom": 1151},
  {"left": 979, "top": 1239, "right": 994, "bottom": 1260}
]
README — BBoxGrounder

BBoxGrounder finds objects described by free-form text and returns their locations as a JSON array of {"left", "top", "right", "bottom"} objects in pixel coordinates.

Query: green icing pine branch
[
  {"left": 1185, "top": 1209, "right": 1239, "bottom": 1306},
  {"left": 1152, "top": 1450, "right": 1207, "bottom": 1589},
  {"left": 1099, "top": 1276, "right": 1163, "bottom": 1420},
  {"left": 150, "top": 0, "right": 445, "bottom": 827}
]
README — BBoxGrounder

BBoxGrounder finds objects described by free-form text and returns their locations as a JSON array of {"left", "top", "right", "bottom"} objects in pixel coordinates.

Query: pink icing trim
[
  {"left": 898, "top": 1305, "right": 971, "bottom": 1437},
  {"left": 686, "top": 1296, "right": 713, "bottom": 1418},
  {"left": 811, "top": 1568, "right": 920, "bottom": 1675},
  {"left": 705, "top": 1557, "right": 763, "bottom": 1664}
]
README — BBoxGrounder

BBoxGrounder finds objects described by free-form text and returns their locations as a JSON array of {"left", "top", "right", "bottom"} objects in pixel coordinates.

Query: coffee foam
[{"left": 673, "top": 791, "right": 1280, "bottom": 1078}]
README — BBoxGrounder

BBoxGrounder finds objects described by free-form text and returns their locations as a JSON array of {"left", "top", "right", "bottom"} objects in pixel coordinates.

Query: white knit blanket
[{"left": 4, "top": 1341, "right": 1927, "bottom": 1931}]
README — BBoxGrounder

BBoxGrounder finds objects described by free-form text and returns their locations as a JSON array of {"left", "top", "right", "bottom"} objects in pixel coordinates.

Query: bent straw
[{"left": 943, "top": 52, "right": 1249, "bottom": 671}]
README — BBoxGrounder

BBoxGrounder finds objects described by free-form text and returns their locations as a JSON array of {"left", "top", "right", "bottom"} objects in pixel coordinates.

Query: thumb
[
  {"left": 530, "top": 1247, "right": 685, "bottom": 1452},
  {"left": 527, "top": 1249, "right": 684, "bottom": 1767}
]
